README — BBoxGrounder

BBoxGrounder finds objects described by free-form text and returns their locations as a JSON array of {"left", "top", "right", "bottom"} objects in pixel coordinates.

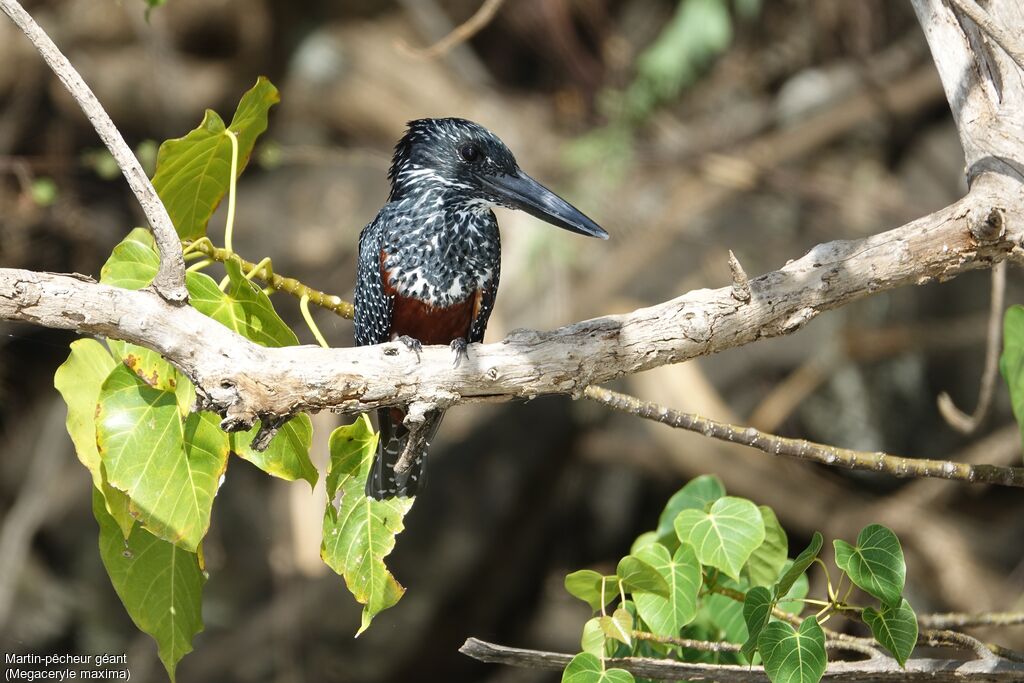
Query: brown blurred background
[{"left": 0, "top": 0, "right": 1022, "bottom": 681}]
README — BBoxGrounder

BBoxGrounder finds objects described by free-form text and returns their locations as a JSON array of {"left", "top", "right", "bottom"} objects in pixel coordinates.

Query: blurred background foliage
[{"left": 0, "top": 0, "right": 1021, "bottom": 681}]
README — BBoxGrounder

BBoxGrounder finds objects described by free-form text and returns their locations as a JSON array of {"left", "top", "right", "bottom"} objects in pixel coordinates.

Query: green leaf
[
  {"left": 565, "top": 569, "right": 617, "bottom": 612},
  {"left": 230, "top": 415, "right": 317, "bottom": 487},
  {"left": 100, "top": 227, "right": 160, "bottom": 290},
  {"left": 561, "top": 653, "right": 635, "bottom": 683},
  {"left": 674, "top": 496, "right": 765, "bottom": 580},
  {"left": 192, "top": 259, "right": 299, "bottom": 347},
  {"left": 617, "top": 555, "right": 670, "bottom": 597},
  {"left": 320, "top": 415, "right": 413, "bottom": 634},
  {"left": 55, "top": 339, "right": 135, "bottom": 538},
  {"left": 702, "top": 584, "right": 749, "bottom": 645},
  {"left": 746, "top": 506, "right": 788, "bottom": 587},
  {"left": 775, "top": 532, "right": 823, "bottom": 599},
  {"left": 632, "top": 543, "right": 701, "bottom": 636},
  {"left": 581, "top": 617, "right": 607, "bottom": 657},
  {"left": 656, "top": 474, "right": 725, "bottom": 541},
  {"left": 599, "top": 607, "right": 633, "bottom": 646},
  {"left": 96, "top": 365, "right": 228, "bottom": 551},
  {"left": 94, "top": 488, "right": 204, "bottom": 682},
  {"left": 631, "top": 531, "right": 659, "bottom": 554},
  {"left": 740, "top": 585, "right": 773, "bottom": 658},
  {"left": 864, "top": 598, "right": 917, "bottom": 667},
  {"left": 151, "top": 77, "right": 279, "bottom": 240},
  {"left": 1000, "top": 305, "right": 1024, "bottom": 454},
  {"left": 833, "top": 524, "right": 905, "bottom": 607},
  {"left": 758, "top": 616, "right": 827, "bottom": 683}
]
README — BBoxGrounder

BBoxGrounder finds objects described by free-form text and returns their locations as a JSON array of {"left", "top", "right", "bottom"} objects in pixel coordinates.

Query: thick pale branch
[
  {"left": 0, "top": 0, "right": 187, "bottom": 302},
  {"left": 0, "top": 177, "right": 1021, "bottom": 434},
  {"left": 459, "top": 638, "right": 1024, "bottom": 681}
]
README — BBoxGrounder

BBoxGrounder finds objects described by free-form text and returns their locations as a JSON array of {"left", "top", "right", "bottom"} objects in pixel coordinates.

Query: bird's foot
[
  {"left": 450, "top": 337, "right": 469, "bottom": 368},
  {"left": 397, "top": 335, "right": 423, "bottom": 360}
]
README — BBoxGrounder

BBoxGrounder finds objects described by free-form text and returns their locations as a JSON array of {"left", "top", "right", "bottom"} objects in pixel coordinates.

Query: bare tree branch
[
  {"left": 583, "top": 385, "right": 1024, "bottom": 487},
  {"left": 398, "top": 0, "right": 506, "bottom": 58},
  {"left": 937, "top": 261, "right": 1006, "bottom": 433},
  {"left": 459, "top": 637, "right": 1024, "bottom": 681},
  {"left": 920, "top": 612, "right": 1024, "bottom": 629},
  {"left": 0, "top": 0, "right": 187, "bottom": 303}
]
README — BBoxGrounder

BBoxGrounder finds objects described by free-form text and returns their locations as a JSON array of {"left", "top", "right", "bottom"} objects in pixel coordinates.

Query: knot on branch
[
  {"left": 969, "top": 205, "right": 1006, "bottom": 243},
  {"left": 728, "top": 250, "right": 752, "bottom": 303}
]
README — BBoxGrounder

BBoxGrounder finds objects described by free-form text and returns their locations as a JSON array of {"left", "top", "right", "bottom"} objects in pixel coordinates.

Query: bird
[{"left": 354, "top": 117, "right": 608, "bottom": 500}]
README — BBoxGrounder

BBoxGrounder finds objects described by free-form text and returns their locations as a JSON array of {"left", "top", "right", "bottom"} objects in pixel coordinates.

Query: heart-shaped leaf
[
  {"left": 834, "top": 524, "right": 905, "bottom": 606},
  {"left": 758, "top": 616, "right": 827, "bottom": 683},
  {"left": 321, "top": 415, "right": 414, "bottom": 634},
  {"left": 561, "top": 653, "right": 635, "bottom": 683},
  {"left": 97, "top": 365, "right": 228, "bottom": 551},
  {"left": 675, "top": 496, "right": 765, "bottom": 580},
  {"left": 864, "top": 598, "right": 917, "bottom": 666},
  {"left": 600, "top": 607, "right": 634, "bottom": 646},
  {"left": 632, "top": 542, "right": 701, "bottom": 636}
]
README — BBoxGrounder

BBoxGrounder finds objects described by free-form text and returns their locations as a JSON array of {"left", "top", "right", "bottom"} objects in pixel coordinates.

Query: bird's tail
[{"left": 365, "top": 407, "right": 444, "bottom": 500}]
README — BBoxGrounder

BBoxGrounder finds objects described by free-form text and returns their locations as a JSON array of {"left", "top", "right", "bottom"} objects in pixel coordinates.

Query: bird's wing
[
  {"left": 354, "top": 217, "right": 394, "bottom": 347},
  {"left": 468, "top": 259, "right": 500, "bottom": 344}
]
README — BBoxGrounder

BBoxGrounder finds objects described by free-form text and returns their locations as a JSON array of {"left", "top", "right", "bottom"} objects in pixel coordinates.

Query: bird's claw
[
  {"left": 450, "top": 338, "right": 469, "bottom": 368},
  {"left": 397, "top": 335, "right": 423, "bottom": 360}
]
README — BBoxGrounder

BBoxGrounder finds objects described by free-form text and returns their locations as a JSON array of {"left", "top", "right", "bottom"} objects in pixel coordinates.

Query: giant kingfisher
[{"left": 355, "top": 118, "right": 608, "bottom": 500}]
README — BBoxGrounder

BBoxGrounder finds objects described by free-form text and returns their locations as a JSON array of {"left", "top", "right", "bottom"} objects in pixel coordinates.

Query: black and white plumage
[{"left": 355, "top": 118, "right": 607, "bottom": 500}]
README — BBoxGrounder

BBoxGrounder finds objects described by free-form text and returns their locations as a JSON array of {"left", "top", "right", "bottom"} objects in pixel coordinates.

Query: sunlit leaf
[
  {"left": 96, "top": 366, "right": 227, "bottom": 551},
  {"left": 230, "top": 415, "right": 317, "bottom": 488},
  {"left": 758, "top": 616, "right": 827, "bottom": 683},
  {"left": 192, "top": 258, "right": 299, "bottom": 347},
  {"left": 581, "top": 617, "right": 607, "bottom": 657},
  {"left": 833, "top": 524, "right": 905, "bottom": 607},
  {"left": 94, "top": 488, "right": 203, "bottom": 682},
  {"left": 599, "top": 607, "right": 633, "bottom": 646},
  {"left": 151, "top": 77, "right": 279, "bottom": 240},
  {"left": 864, "top": 598, "right": 917, "bottom": 667},
  {"left": 675, "top": 496, "right": 765, "bottom": 580},
  {"left": 320, "top": 415, "right": 413, "bottom": 634}
]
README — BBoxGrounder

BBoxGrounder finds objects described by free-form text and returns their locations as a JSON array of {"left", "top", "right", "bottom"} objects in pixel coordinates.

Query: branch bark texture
[{"left": 1, "top": 174, "right": 1021, "bottom": 432}]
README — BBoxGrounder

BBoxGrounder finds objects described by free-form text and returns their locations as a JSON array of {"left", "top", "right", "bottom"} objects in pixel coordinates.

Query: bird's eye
[{"left": 458, "top": 143, "right": 481, "bottom": 162}]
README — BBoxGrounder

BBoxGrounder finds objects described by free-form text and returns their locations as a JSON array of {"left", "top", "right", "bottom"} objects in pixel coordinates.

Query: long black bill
[{"left": 483, "top": 170, "right": 609, "bottom": 239}]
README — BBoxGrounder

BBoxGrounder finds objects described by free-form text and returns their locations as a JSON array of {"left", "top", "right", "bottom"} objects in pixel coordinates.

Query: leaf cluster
[{"left": 561, "top": 476, "right": 917, "bottom": 683}]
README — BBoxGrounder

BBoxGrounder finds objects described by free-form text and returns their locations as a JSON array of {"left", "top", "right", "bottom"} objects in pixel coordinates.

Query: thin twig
[
  {"left": 0, "top": 0, "right": 187, "bottom": 303},
  {"left": 185, "top": 240, "right": 354, "bottom": 319},
  {"left": 946, "top": 0, "right": 1024, "bottom": 72},
  {"left": 583, "top": 386, "right": 1024, "bottom": 487},
  {"left": 920, "top": 611, "right": 1024, "bottom": 629},
  {"left": 937, "top": 261, "right": 1006, "bottom": 433},
  {"left": 398, "top": 0, "right": 505, "bottom": 58}
]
